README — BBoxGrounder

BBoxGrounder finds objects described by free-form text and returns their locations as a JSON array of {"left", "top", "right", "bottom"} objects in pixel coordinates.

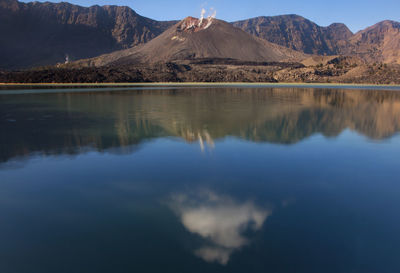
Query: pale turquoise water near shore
[{"left": 1, "top": 86, "right": 400, "bottom": 273}]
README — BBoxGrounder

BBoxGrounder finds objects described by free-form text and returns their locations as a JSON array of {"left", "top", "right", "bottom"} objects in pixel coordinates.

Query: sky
[{"left": 22, "top": 0, "right": 400, "bottom": 32}]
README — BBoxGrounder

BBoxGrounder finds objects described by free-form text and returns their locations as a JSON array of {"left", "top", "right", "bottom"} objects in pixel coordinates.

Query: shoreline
[{"left": 1, "top": 82, "right": 400, "bottom": 89}]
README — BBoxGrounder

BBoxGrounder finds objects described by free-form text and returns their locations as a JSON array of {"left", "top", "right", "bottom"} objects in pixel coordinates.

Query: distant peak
[
  {"left": 376, "top": 20, "right": 400, "bottom": 27},
  {"left": 379, "top": 20, "right": 398, "bottom": 24},
  {"left": 328, "top": 22, "right": 348, "bottom": 27},
  {"left": 359, "top": 20, "right": 400, "bottom": 34},
  {"left": 0, "top": 0, "right": 19, "bottom": 10}
]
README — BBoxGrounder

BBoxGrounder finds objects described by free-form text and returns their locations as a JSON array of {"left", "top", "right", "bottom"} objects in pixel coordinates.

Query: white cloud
[
  {"left": 170, "top": 190, "right": 271, "bottom": 265},
  {"left": 195, "top": 246, "right": 232, "bottom": 265}
]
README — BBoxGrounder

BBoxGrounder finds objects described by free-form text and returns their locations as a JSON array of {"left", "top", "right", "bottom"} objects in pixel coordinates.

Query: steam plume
[
  {"left": 209, "top": 8, "right": 217, "bottom": 19},
  {"left": 204, "top": 8, "right": 217, "bottom": 29},
  {"left": 199, "top": 8, "right": 206, "bottom": 26}
]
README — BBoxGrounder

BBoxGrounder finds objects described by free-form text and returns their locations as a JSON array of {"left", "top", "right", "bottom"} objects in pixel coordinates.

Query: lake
[{"left": 1, "top": 86, "right": 400, "bottom": 273}]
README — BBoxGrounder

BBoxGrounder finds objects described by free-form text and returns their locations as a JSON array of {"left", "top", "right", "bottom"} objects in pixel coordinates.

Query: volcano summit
[{"left": 72, "top": 16, "right": 306, "bottom": 67}]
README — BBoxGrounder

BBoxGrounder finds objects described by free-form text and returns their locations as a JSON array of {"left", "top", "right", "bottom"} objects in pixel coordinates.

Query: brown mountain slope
[
  {"left": 232, "top": 15, "right": 353, "bottom": 55},
  {"left": 0, "top": 0, "right": 176, "bottom": 69},
  {"left": 341, "top": 20, "right": 400, "bottom": 64},
  {"left": 233, "top": 15, "right": 400, "bottom": 64},
  {"left": 74, "top": 17, "right": 307, "bottom": 67}
]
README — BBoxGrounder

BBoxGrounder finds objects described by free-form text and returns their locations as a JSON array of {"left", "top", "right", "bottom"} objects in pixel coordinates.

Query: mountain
[
  {"left": 0, "top": 0, "right": 176, "bottom": 69},
  {"left": 343, "top": 20, "right": 400, "bottom": 64},
  {"left": 232, "top": 15, "right": 353, "bottom": 55},
  {"left": 1, "top": 0, "right": 399, "bottom": 70},
  {"left": 233, "top": 15, "right": 400, "bottom": 64},
  {"left": 73, "top": 16, "right": 307, "bottom": 67}
]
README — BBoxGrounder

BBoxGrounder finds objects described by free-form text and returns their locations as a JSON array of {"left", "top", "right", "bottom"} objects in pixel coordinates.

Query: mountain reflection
[
  {"left": 169, "top": 191, "right": 270, "bottom": 265},
  {"left": 2, "top": 87, "right": 400, "bottom": 163}
]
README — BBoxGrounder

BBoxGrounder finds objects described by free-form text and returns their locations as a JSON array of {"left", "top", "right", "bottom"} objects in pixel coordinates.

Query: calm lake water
[{"left": 1, "top": 86, "right": 400, "bottom": 273}]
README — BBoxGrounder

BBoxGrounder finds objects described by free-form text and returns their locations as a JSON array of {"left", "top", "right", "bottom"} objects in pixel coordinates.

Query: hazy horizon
[{"left": 19, "top": 0, "right": 400, "bottom": 32}]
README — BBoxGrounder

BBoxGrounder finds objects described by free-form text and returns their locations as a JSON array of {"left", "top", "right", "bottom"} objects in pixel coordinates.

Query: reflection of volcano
[
  {"left": 169, "top": 191, "right": 270, "bottom": 265},
  {"left": 2, "top": 87, "right": 400, "bottom": 163}
]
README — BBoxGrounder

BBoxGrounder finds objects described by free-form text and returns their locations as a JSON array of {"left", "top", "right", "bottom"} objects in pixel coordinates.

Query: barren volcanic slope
[
  {"left": 0, "top": 0, "right": 176, "bottom": 69},
  {"left": 75, "top": 16, "right": 307, "bottom": 67},
  {"left": 343, "top": 20, "right": 400, "bottom": 64},
  {"left": 232, "top": 15, "right": 353, "bottom": 55}
]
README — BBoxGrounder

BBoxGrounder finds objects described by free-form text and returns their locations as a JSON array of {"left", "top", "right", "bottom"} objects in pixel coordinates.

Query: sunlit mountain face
[{"left": 1, "top": 86, "right": 400, "bottom": 273}]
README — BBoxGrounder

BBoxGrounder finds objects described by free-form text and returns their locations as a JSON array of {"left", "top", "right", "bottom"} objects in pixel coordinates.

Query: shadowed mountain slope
[{"left": 0, "top": 0, "right": 176, "bottom": 69}]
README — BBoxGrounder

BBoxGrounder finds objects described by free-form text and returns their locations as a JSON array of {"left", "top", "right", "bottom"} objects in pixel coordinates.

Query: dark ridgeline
[{"left": 0, "top": 0, "right": 176, "bottom": 69}]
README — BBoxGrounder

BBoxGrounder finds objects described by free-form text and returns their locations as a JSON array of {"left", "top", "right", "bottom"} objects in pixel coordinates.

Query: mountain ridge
[
  {"left": 1, "top": 0, "right": 400, "bottom": 70},
  {"left": 232, "top": 15, "right": 400, "bottom": 64},
  {"left": 231, "top": 15, "right": 353, "bottom": 55},
  {"left": 344, "top": 20, "right": 400, "bottom": 64},
  {"left": 0, "top": 0, "right": 176, "bottom": 69}
]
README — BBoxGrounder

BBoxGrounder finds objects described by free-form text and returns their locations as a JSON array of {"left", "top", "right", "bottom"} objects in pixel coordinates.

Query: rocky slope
[
  {"left": 71, "top": 17, "right": 307, "bottom": 67},
  {"left": 343, "top": 20, "right": 400, "bottom": 64},
  {"left": 2, "top": 56, "right": 400, "bottom": 84},
  {"left": 0, "top": 0, "right": 176, "bottom": 69},
  {"left": 233, "top": 15, "right": 400, "bottom": 64},
  {"left": 232, "top": 15, "right": 353, "bottom": 55}
]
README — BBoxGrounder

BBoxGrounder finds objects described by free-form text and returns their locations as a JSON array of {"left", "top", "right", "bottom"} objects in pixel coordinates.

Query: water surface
[{"left": 1, "top": 87, "right": 400, "bottom": 273}]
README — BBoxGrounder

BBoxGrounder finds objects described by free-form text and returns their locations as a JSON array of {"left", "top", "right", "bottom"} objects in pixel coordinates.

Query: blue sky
[{"left": 23, "top": 0, "right": 400, "bottom": 32}]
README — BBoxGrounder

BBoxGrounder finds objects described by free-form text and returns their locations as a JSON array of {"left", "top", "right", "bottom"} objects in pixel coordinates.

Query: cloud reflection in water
[{"left": 170, "top": 191, "right": 271, "bottom": 265}]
